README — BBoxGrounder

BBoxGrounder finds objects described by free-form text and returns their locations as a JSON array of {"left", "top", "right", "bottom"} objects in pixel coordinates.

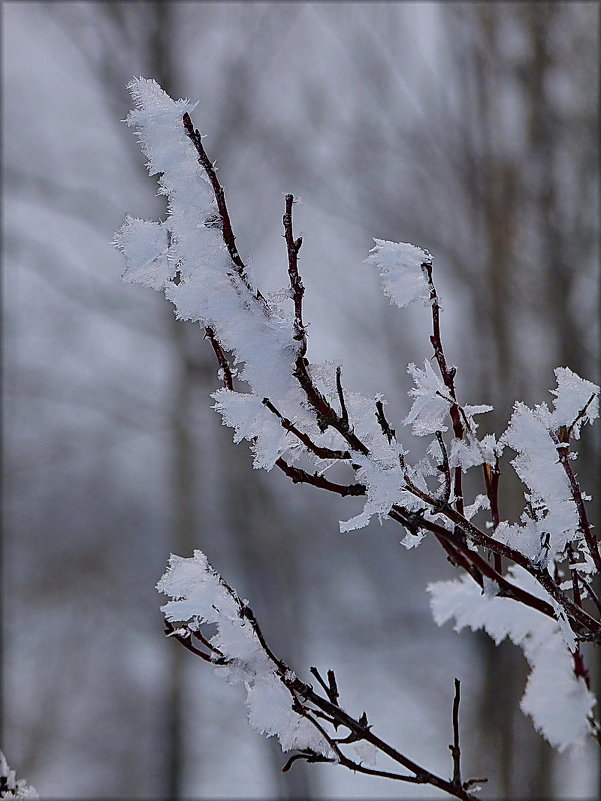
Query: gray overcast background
[{"left": 3, "top": 2, "right": 599, "bottom": 798}]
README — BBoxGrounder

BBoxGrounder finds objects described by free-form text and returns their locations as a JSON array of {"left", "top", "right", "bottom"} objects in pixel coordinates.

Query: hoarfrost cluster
[
  {"left": 0, "top": 752, "right": 38, "bottom": 800},
  {"left": 115, "top": 78, "right": 600, "bottom": 796},
  {"left": 158, "top": 552, "right": 332, "bottom": 756}
]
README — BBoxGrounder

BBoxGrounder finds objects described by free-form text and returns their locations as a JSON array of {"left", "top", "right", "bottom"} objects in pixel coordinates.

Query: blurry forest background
[{"left": 3, "top": 2, "right": 599, "bottom": 798}]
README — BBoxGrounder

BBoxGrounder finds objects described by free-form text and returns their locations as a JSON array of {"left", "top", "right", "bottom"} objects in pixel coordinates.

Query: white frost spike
[
  {"left": 549, "top": 367, "right": 599, "bottom": 439},
  {"left": 428, "top": 567, "right": 595, "bottom": 752},
  {"left": 502, "top": 402, "right": 579, "bottom": 561},
  {"left": 463, "top": 493, "right": 490, "bottom": 521},
  {"left": 118, "top": 77, "right": 300, "bottom": 402},
  {"left": 353, "top": 740, "right": 378, "bottom": 767},
  {"left": 404, "top": 360, "right": 450, "bottom": 436},
  {"left": 366, "top": 239, "right": 432, "bottom": 309},
  {"left": 114, "top": 216, "right": 174, "bottom": 289},
  {"left": 157, "top": 551, "right": 332, "bottom": 757},
  {"left": 157, "top": 551, "right": 239, "bottom": 624},
  {"left": 212, "top": 389, "right": 300, "bottom": 470},
  {"left": 125, "top": 77, "right": 202, "bottom": 184}
]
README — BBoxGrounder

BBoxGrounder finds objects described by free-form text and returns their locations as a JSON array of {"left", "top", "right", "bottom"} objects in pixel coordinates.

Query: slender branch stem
[
  {"left": 291, "top": 678, "right": 477, "bottom": 799},
  {"left": 450, "top": 679, "right": 462, "bottom": 788},
  {"left": 483, "top": 459, "right": 502, "bottom": 572},
  {"left": 283, "top": 193, "right": 307, "bottom": 357},
  {"left": 436, "top": 431, "right": 452, "bottom": 505},
  {"left": 262, "top": 397, "right": 351, "bottom": 460},
  {"left": 567, "top": 393, "right": 597, "bottom": 439},
  {"left": 182, "top": 113, "right": 265, "bottom": 305},
  {"left": 375, "top": 399, "right": 395, "bottom": 443},
  {"left": 275, "top": 457, "right": 366, "bottom": 497},
  {"left": 336, "top": 367, "right": 349, "bottom": 427},
  {"left": 283, "top": 195, "right": 370, "bottom": 455},
  {"left": 238, "top": 592, "right": 479, "bottom": 799},
  {"left": 205, "top": 326, "right": 234, "bottom": 390},
  {"left": 395, "top": 483, "right": 600, "bottom": 636},
  {"left": 550, "top": 429, "right": 601, "bottom": 573}
]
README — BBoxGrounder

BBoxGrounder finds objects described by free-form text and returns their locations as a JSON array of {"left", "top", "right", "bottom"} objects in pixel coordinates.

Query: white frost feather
[
  {"left": 428, "top": 567, "right": 595, "bottom": 752},
  {"left": 157, "top": 552, "right": 332, "bottom": 757},
  {"left": 502, "top": 402, "right": 579, "bottom": 562},
  {"left": 549, "top": 367, "right": 599, "bottom": 439},
  {"left": 366, "top": 239, "right": 432, "bottom": 309}
]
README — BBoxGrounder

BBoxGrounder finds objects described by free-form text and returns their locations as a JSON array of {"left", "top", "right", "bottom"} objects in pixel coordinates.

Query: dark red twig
[
  {"left": 310, "top": 666, "right": 340, "bottom": 707},
  {"left": 164, "top": 620, "right": 227, "bottom": 665},
  {"left": 375, "top": 400, "right": 395, "bottom": 444},
  {"left": 182, "top": 112, "right": 266, "bottom": 307},
  {"left": 335, "top": 367, "right": 349, "bottom": 427},
  {"left": 450, "top": 678, "right": 462, "bottom": 788},
  {"left": 275, "top": 457, "right": 366, "bottom": 497},
  {"left": 262, "top": 397, "right": 350, "bottom": 460},
  {"left": 483, "top": 459, "right": 502, "bottom": 572},
  {"left": 394, "top": 484, "right": 600, "bottom": 637},
  {"left": 282, "top": 751, "right": 334, "bottom": 772},
  {"left": 423, "top": 260, "right": 465, "bottom": 521},
  {"left": 283, "top": 196, "right": 370, "bottom": 455},
  {"left": 205, "top": 326, "right": 234, "bottom": 390},
  {"left": 436, "top": 431, "right": 452, "bottom": 506},
  {"left": 283, "top": 193, "right": 306, "bottom": 357},
  {"left": 550, "top": 429, "right": 601, "bottom": 574}
]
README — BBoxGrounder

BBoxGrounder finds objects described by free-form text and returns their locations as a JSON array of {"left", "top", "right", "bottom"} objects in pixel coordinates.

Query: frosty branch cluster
[
  {"left": 115, "top": 78, "right": 600, "bottom": 797},
  {"left": 0, "top": 752, "right": 37, "bottom": 800}
]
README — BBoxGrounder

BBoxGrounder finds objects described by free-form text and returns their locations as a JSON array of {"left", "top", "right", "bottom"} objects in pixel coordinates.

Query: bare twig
[
  {"left": 281, "top": 195, "right": 371, "bottom": 454},
  {"left": 283, "top": 193, "right": 307, "bottom": 356},
  {"left": 275, "top": 457, "right": 366, "bottom": 497},
  {"left": 389, "top": 500, "right": 601, "bottom": 638},
  {"left": 436, "top": 431, "right": 452, "bottom": 506},
  {"left": 375, "top": 399, "right": 395, "bottom": 443},
  {"left": 310, "top": 666, "right": 340, "bottom": 706},
  {"left": 393, "top": 470, "right": 601, "bottom": 636},
  {"left": 335, "top": 366, "right": 349, "bottom": 427},
  {"left": 423, "top": 260, "right": 463, "bottom": 441},
  {"left": 450, "top": 678, "right": 462, "bottom": 788},
  {"left": 282, "top": 751, "right": 334, "bottom": 772}
]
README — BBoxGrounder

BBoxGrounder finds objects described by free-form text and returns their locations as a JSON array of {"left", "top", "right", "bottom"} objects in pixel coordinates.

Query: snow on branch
[
  {"left": 158, "top": 552, "right": 483, "bottom": 799},
  {"left": 116, "top": 78, "right": 601, "bottom": 793},
  {"left": 158, "top": 551, "right": 332, "bottom": 755},
  {"left": 0, "top": 751, "right": 37, "bottom": 800},
  {"left": 366, "top": 239, "right": 432, "bottom": 309},
  {"left": 429, "top": 567, "right": 596, "bottom": 752},
  {"left": 496, "top": 373, "right": 600, "bottom": 572}
]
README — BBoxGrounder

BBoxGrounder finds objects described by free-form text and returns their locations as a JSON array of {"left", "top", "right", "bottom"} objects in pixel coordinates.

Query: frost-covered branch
[
  {"left": 0, "top": 752, "right": 37, "bottom": 800},
  {"left": 115, "top": 77, "right": 600, "bottom": 791},
  {"left": 158, "top": 552, "right": 482, "bottom": 800}
]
